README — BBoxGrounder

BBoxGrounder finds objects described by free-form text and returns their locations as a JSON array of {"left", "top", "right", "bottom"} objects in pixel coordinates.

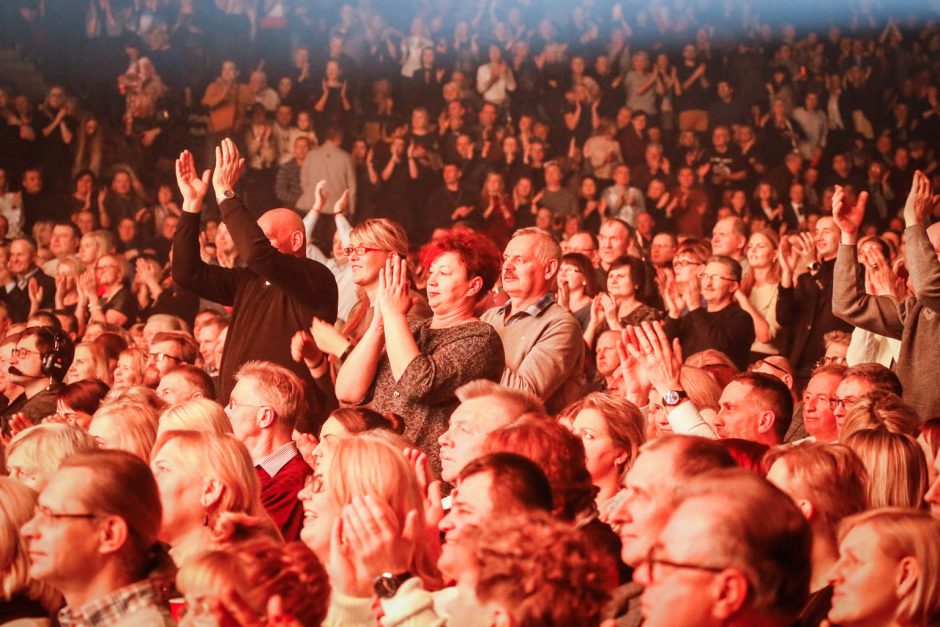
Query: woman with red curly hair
[{"left": 335, "top": 230, "right": 505, "bottom": 477}]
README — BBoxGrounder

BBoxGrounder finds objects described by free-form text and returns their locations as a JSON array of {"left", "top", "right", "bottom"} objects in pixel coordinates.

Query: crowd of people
[{"left": 1, "top": 0, "right": 940, "bottom": 624}]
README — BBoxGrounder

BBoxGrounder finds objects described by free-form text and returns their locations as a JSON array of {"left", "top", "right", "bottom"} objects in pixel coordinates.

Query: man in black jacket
[
  {"left": 0, "top": 236, "right": 56, "bottom": 323},
  {"left": 173, "top": 139, "right": 338, "bottom": 432},
  {"left": 664, "top": 255, "right": 755, "bottom": 370}
]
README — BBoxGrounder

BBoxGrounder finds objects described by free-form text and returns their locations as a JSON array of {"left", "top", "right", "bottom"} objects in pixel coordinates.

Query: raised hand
[
  {"left": 27, "top": 277, "right": 44, "bottom": 306},
  {"left": 903, "top": 170, "right": 938, "bottom": 227},
  {"left": 332, "top": 189, "right": 350, "bottom": 215},
  {"left": 212, "top": 138, "right": 246, "bottom": 197},
  {"left": 832, "top": 184, "right": 869, "bottom": 242},
  {"left": 310, "top": 317, "right": 348, "bottom": 357},
  {"left": 77, "top": 268, "right": 97, "bottom": 300},
  {"left": 375, "top": 255, "right": 412, "bottom": 318},
  {"left": 290, "top": 330, "right": 323, "bottom": 367},
  {"left": 174, "top": 150, "right": 210, "bottom": 211},
  {"left": 624, "top": 321, "right": 684, "bottom": 396},
  {"left": 311, "top": 179, "right": 328, "bottom": 213},
  {"left": 342, "top": 495, "right": 417, "bottom": 580}
]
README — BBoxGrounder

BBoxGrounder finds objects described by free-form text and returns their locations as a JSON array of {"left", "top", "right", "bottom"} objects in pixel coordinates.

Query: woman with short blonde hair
[
  {"left": 88, "top": 400, "right": 158, "bottom": 461},
  {"left": 830, "top": 508, "right": 940, "bottom": 626},
  {"left": 150, "top": 431, "right": 280, "bottom": 566},
  {"left": 112, "top": 348, "right": 146, "bottom": 390},
  {"left": 845, "top": 430, "right": 928, "bottom": 509},
  {"left": 65, "top": 341, "right": 112, "bottom": 385},
  {"left": 5, "top": 423, "right": 97, "bottom": 491},
  {"left": 0, "top": 477, "right": 60, "bottom": 618},
  {"left": 157, "top": 398, "right": 232, "bottom": 439}
]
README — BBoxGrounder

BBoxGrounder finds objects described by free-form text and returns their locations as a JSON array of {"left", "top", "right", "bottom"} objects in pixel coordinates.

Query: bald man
[{"left": 173, "top": 140, "right": 338, "bottom": 431}]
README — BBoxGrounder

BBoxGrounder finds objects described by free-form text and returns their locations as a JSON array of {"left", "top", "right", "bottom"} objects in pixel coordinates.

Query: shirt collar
[
  {"left": 58, "top": 579, "right": 169, "bottom": 627},
  {"left": 255, "top": 440, "right": 300, "bottom": 477},
  {"left": 497, "top": 292, "right": 556, "bottom": 323}
]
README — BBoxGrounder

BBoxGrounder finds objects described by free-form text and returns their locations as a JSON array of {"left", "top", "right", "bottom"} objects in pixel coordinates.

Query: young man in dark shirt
[{"left": 664, "top": 255, "right": 755, "bottom": 370}]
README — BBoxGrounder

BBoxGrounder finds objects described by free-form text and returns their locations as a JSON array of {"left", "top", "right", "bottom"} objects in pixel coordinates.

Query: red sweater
[{"left": 256, "top": 455, "right": 311, "bottom": 542}]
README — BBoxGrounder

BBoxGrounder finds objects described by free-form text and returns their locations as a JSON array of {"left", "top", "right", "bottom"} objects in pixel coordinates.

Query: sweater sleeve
[
  {"left": 171, "top": 212, "right": 239, "bottom": 306},
  {"left": 393, "top": 324, "right": 504, "bottom": 405},
  {"left": 667, "top": 401, "right": 719, "bottom": 439},
  {"left": 832, "top": 244, "right": 904, "bottom": 339},
  {"left": 905, "top": 225, "right": 940, "bottom": 313},
  {"left": 220, "top": 196, "right": 338, "bottom": 318}
]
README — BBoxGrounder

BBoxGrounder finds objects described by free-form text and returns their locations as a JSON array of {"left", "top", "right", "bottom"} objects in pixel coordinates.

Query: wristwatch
[
  {"left": 807, "top": 261, "right": 821, "bottom": 273},
  {"left": 374, "top": 571, "right": 413, "bottom": 599},
  {"left": 216, "top": 189, "right": 236, "bottom": 204},
  {"left": 662, "top": 390, "right": 689, "bottom": 407}
]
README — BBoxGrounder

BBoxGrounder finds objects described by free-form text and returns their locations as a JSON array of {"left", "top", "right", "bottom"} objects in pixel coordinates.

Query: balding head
[{"left": 257, "top": 208, "right": 306, "bottom": 257}]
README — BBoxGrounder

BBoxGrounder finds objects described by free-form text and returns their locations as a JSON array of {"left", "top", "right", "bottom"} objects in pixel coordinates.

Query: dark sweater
[
  {"left": 256, "top": 454, "right": 311, "bottom": 542},
  {"left": 173, "top": 197, "right": 338, "bottom": 432},
  {"left": 664, "top": 303, "right": 756, "bottom": 370},
  {"left": 833, "top": 228, "right": 940, "bottom": 420}
]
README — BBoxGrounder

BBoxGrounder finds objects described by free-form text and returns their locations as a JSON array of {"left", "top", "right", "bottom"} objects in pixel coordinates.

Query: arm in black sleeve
[
  {"left": 219, "top": 196, "right": 338, "bottom": 318},
  {"left": 171, "top": 212, "right": 239, "bottom": 306}
]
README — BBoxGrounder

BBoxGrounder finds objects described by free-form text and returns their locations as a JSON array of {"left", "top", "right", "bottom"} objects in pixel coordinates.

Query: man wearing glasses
[
  {"left": 142, "top": 331, "right": 197, "bottom": 389},
  {"left": 663, "top": 255, "right": 755, "bottom": 370},
  {"left": 1, "top": 326, "right": 73, "bottom": 434},
  {"left": 608, "top": 436, "right": 735, "bottom": 626},
  {"left": 635, "top": 469, "right": 811, "bottom": 627}
]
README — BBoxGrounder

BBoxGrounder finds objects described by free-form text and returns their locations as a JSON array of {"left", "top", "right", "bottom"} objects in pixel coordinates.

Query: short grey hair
[{"left": 509, "top": 227, "right": 562, "bottom": 269}]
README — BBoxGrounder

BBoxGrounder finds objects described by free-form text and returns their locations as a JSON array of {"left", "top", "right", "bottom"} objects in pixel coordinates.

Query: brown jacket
[{"left": 201, "top": 80, "right": 254, "bottom": 133}]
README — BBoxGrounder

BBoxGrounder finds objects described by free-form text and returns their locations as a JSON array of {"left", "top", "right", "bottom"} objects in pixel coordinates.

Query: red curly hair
[{"left": 420, "top": 229, "right": 502, "bottom": 302}]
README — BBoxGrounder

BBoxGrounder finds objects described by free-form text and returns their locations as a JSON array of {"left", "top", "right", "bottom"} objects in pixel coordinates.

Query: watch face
[
  {"left": 663, "top": 391, "right": 679, "bottom": 405},
  {"left": 375, "top": 576, "right": 396, "bottom": 597}
]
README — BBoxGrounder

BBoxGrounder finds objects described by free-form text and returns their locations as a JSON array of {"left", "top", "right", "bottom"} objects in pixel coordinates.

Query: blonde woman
[
  {"left": 77, "top": 230, "right": 112, "bottom": 268},
  {"left": 839, "top": 392, "right": 920, "bottom": 441},
  {"left": 309, "top": 218, "right": 430, "bottom": 367},
  {"left": 88, "top": 400, "right": 158, "bottom": 461},
  {"left": 5, "top": 423, "right": 97, "bottom": 491},
  {"left": 64, "top": 341, "right": 112, "bottom": 385},
  {"left": 53, "top": 255, "right": 84, "bottom": 313},
  {"left": 157, "top": 398, "right": 232, "bottom": 439},
  {"left": 735, "top": 229, "right": 782, "bottom": 360},
  {"left": 298, "top": 433, "right": 441, "bottom": 613},
  {"left": 648, "top": 365, "right": 722, "bottom": 437},
  {"left": 76, "top": 253, "right": 137, "bottom": 329},
  {"left": 0, "top": 477, "right": 60, "bottom": 624},
  {"left": 845, "top": 430, "right": 928, "bottom": 509},
  {"left": 150, "top": 431, "right": 280, "bottom": 566},
  {"left": 112, "top": 348, "right": 146, "bottom": 390},
  {"left": 563, "top": 392, "right": 646, "bottom": 513},
  {"left": 829, "top": 509, "right": 940, "bottom": 626}
]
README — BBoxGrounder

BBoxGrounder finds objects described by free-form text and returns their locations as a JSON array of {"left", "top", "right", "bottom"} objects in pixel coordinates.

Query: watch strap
[{"left": 374, "top": 571, "right": 413, "bottom": 599}]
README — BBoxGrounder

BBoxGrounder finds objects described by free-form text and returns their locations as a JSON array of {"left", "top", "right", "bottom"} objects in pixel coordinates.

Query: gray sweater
[{"left": 832, "top": 225, "right": 940, "bottom": 420}]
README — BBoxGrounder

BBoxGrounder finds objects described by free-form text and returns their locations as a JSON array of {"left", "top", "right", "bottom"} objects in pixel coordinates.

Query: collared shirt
[
  {"left": 493, "top": 292, "right": 556, "bottom": 326},
  {"left": 255, "top": 440, "right": 300, "bottom": 477},
  {"left": 5, "top": 266, "right": 39, "bottom": 293},
  {"left": 58, "top": 579, "right": 172, "bottom": 627}
]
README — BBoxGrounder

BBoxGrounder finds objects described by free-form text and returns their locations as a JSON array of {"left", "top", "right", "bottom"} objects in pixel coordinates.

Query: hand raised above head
[
  {"left": 174, "top": 150, "right": 210, "bottom": 210},
  {"left": 212, "top": 138, "right": 245, "bottom": 196}
]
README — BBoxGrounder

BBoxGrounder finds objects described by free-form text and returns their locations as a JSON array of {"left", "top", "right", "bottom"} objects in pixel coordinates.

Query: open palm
[{"left": 175, "top": 150, "right": 210, "bottom": 206}]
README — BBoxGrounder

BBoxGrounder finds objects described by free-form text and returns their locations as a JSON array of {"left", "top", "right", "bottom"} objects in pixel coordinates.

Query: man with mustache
[{"left": 481, "top": 227, "right": 584, "bottom": 413}]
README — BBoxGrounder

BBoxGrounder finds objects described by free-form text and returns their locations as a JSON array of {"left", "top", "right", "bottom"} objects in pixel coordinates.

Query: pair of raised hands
[{"left": 175, "top": 138, "right": 245, "bottom": 211}]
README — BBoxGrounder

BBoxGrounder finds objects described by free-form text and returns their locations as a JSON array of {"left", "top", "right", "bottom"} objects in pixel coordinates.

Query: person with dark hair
[
  {"left": 336, "top": 229, "right": 504, "bottom": 477},
  {"left": 21, "top": 450, "right": 174, "bottom": 626},
  {"left": 297, "top": 126, "right": 356, "bottom": 217},
  {"left": 832, "top": 362, "right": 905, "bottom": 427},
  {"left": 155, "top": 363, "right": 216, "bottom": 406},
  {"left": 1, "top": 326, "right": 74, "bottom": 433},
  {"left": 663, "top": 255, "right": 756, "bottom": 370},
  {"left": 55, "top": 378, "right": 110, "bottom": 429},
  {"left": 557, "top": 252, "right": 601, "bottom": 330}
]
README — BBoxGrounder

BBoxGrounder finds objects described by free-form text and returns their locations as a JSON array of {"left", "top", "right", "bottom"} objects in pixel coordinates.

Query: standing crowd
[{"left": 2, "top": 0, "right": 940, "bottom": 625}]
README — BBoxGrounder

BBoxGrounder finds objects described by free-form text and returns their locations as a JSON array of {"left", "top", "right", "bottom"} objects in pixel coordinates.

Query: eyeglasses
[
  {"left": 698, "top": 272, "right": 737, "bottom": 284},
  {"left": 12, "top": 346, "right": 42, "bottom": 359},
  {"left": 226, "top": 398, "right": 269, "bottom": 412},
  {"left": 33, "top": 504, "right": 99, "bottom": 525},
  {"left": 147, "top": 352, "right": 181, "bottom": 363},
  {"left": 751, "top": 359, "right": 789, "bottom": 377},
  {"left": 642, "top": 544, "right": 727, "bottom": 583},
  {"left": 828, "top": 396, "right": 860, "bottom": 410},
  {"left": 672, "top": 259, "right": 701, "bottom": 269},
  {"left": 816, "top": 355, "right": 847, "bottom": 367},
  {"left": 343, "top": 246, "right": 384, "bottom": 257}
]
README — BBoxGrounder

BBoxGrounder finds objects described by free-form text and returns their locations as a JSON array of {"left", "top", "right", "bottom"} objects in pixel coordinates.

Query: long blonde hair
[
  {"left": 740, "top": 229, "right": 781, "bottom": 295},
  {"left": 151, "top": 431, "right": 280, "bottom": 545},
  {"left": 845, "top": 430, "right": 928, "bottom": 509},
  {"left": 325, "top": 434, "right": 442, "bottom": 589}
]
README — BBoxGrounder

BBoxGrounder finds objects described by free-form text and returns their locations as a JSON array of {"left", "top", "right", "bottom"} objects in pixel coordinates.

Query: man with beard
[
  {"left": 0, "top": 326, "right": 73, "bottom": 433},
  {"left": 143, "top": 330, "right": 198, "bottom": 388}
]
